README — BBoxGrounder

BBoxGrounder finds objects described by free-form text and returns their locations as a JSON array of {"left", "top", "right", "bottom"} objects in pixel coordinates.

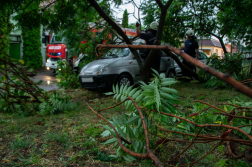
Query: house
[
  {"left": 225, "top": 44, "right": 238, "bottom": 53},
  {"left": 198, "top": 39, "right": 225, "bottom": 58}
]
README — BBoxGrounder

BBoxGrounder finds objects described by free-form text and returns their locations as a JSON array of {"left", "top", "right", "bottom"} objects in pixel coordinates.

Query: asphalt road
[{"left": 30, "top": 68, "right": 60, "bottom": 91}]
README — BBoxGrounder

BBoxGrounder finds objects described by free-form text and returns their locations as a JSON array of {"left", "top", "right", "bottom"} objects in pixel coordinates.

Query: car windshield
[
  {"left": 102, "top": 48, "right": 130, "bottom": 59},
  {"left": 50, "top": 34, "right": 64, "bottom": 44}
]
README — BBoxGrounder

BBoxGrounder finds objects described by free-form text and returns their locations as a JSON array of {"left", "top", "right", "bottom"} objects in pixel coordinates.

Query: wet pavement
[{"left": 30, "top": 68, "right": 60, "bottom": 91}]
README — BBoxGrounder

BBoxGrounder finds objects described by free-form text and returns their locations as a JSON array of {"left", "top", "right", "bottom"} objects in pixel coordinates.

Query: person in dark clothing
[
  {"left": 179, "top": 29, "right": 199, "bottom": 78},
  {"left": 136, "top": 21, "right": 161, "bottom": 73}
]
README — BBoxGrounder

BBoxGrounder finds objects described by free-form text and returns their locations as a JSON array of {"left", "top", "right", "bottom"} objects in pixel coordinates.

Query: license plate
[{"left": 82, "top": 77, "right": 93, "bottom": 82}]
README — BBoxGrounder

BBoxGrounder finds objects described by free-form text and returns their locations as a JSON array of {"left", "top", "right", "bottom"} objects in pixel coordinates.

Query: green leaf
[
  {"left": 125, "top": 85, "right": 134, "bottom": 95},
  {"left": 160, "top": 92, "right": 176, "bottom": 100},
  {"left": 102, "top": 138, "right": 117, "bottom": 145},
  {"left": 104, "top": 92, "right": 114, "bottom": 95},
  {"left": 129, "top": 88, "right": 138, "bottom": 97},
  {"left": 119, "top": 84, "right": 124, "bottom": 94},
  {"left": 116, "top": 94, "right": 121, "bottom": 101},
  {"left": 116, "top": 125, "right": 126, "bottom": 138},
  {"left": 123, "top": 155, "right": 132, "bottom": 162},
  {"left": 102, "top": 125, "right": 117, "bottom": 137},
  {"left": 126, "top": 115, "right": 140, "bottom": 125},
  {"left": 161, "top": 81, "right": 177, "bottom": 87},
  {"left": 122, "top": 84, "right": 128, "bottom": 94},
  {"left": 240, "top": 127, "right": 251, "bottom": 134},
  {"left": 116, "top": 84, "right": 119, "bottom": 93},
  {"left": 126, "top": 125, "right": 135, "bottom": 138},
  {"left": 177, "top": 124, "right": 187, "bottom": 130},
  {"left": 141, "top": 85, "right": 155, "bottom": 90},
  {"left": 135, "top": 94, "right": 143, "bottom": 102},
  {"left": 139, "top": 81, "right": 147, "bottom": 86},
  {"left": 117, "top": 114, "right": 124, "bottom": 125},
  {"left": 132, "top": 90, "right": 141, "bottom": 99},
  {"left": 101, "top": 130, "right": 111, "bottom": 137},
  {"left": 160, "top": 87, "right": 179, "bottom": 94},
  {"left": 120, "top": 95, "right": 127, "bottom": 102},
  {"left": 112, "top": 116, "right": 121, "bottom": 126},
  {"left": 112, "top": 84, "right": 115, "bottom": 93},
  {"left": 150, "top": 68, "right": 160, "bottom": 77},
  {"left": 155, "top": 86, "right": 160, "bottom": 111},
  {"left": 133, "top": 140, "right": 139, "bottom": 152},
  {"left": 137, "top": 118, "right": 142, "bottom": 128},
  {"left": 123, "top": 113, "right": 127, "bottom": 123},
  {"left": 162, "top": 78, "right": 176, "bottom": 82}
]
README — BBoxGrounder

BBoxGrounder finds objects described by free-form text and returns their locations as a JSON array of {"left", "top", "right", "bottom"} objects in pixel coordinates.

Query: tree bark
[
  {"left": 218, "top": 37, "right": 228, "bottom": 55},
  {"left": 140, "top": 0, "right": 174, "bottom": 83},
  {"left": 163, "top": 50, "right": 198, "bottom": 79}
]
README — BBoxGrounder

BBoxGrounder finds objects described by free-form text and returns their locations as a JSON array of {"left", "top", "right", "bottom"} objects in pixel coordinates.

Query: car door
[
  {"left": 126, "top": 53, "right": 139, "bottom": 83},
  {"left": 160, "top": 51, "right": 171, "bottom": 73}
]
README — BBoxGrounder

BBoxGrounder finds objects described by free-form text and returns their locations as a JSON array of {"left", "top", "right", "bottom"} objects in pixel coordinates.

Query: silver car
[
  {"left": 174, "top": 50, "right": 208, "bottom": 76},
  {"left": 79, "top": 48, "right": 175, "bottom": 89}
]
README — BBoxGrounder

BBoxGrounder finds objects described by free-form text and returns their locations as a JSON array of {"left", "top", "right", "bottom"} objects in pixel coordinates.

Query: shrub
[{"left": 56, "top": 59, "right": 80, "bottom": 89}]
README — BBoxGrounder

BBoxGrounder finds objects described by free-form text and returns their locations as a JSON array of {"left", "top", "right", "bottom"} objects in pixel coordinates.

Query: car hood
[{"left": 81, "top": 58, "right": 120, "bottom": 73}]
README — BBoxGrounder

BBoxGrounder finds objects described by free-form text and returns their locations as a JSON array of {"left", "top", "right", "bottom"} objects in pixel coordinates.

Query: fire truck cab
[{"left": 45, "top": 33, "right": 68, "bottom": 71}]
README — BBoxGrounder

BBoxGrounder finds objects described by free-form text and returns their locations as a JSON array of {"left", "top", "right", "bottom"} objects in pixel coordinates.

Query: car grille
[
  {"left": 50, "top": 58, "right": 59, "bottom": 62},
  {"left": 49, "top": 52, "right": 60, "bottom": 56}
]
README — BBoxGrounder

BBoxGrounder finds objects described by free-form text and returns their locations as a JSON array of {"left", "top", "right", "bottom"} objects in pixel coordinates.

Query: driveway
[{"left": 30, "top": 68, "right": 60, "bottom": 91}]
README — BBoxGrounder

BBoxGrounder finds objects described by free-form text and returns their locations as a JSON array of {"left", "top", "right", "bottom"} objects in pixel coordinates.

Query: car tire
[
  {"left": 166, "top": 70, "right": 176, "bottom": 78},
  {"left": 117, "top": 74, "right": 133, "bottom": 87}
]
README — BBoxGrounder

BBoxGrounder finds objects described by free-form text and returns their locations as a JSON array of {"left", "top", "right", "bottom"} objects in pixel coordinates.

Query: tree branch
[{"left": 87, "top": 0, "right": 143, "bottom": 68}]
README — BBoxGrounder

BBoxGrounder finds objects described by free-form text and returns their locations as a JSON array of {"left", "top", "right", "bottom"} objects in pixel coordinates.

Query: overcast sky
[{"left": 111, "top": 0, "right": 143, "bottom": 24}]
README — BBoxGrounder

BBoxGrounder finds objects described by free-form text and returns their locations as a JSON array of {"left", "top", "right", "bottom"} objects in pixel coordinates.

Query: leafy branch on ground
[{"left": 89, "top": 70, "right": 252, "bottom": 166}]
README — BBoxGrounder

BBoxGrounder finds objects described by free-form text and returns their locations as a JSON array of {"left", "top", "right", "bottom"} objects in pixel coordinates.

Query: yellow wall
[{"left": 199, "top": 46, "right": 224, "bottom": 58}]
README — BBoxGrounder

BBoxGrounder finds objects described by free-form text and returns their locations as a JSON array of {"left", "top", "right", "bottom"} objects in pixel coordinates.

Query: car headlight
[
  {"left": 47, "top": 59, "right": 50, "bottom": 62},
  {"left": 100, "top": 64, "right": 110, "bottom": 73}
]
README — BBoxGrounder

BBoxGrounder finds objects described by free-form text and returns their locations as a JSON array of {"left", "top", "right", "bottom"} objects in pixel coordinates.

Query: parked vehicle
[
  {"left": 174, "top": 50, "right": 208, "bottom": 76},
  {"left": 45, "top": 28, "right": 138, "bottom": 72},
  {"left": 79, "top": 47, "right": 175, "bottom": 90}
]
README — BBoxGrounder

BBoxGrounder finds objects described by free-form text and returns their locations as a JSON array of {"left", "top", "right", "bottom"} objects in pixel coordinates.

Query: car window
[
  {"left": 198, "top": 52, "right": 207, "bottom": 59},
  {"left": 103, "top": 48, "right": 130, "bottom": 59}
]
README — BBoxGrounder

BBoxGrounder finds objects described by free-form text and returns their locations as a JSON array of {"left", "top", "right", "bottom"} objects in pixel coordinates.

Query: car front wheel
[
  {"left": 117, "top": 74, "right": 133, "bottom": 87},
  {"left": 166, "top": 70, "right": 176, "bottom": 78}
]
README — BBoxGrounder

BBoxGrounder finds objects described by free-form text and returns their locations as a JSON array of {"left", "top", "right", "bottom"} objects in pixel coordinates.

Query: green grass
[{"left": 0, "top": 82, "right": 251, "bottom": 166}]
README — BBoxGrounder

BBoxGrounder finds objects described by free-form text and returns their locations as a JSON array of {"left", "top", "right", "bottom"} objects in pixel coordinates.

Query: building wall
[
  {"left": 200, "top": 46, "right": 224, "bottom": 58},
  {"left": 10, "top": 14, "right": 46, "bottom": 65},
  {"left": 9, "top": 14, "right": 23, "bottom": 59}
]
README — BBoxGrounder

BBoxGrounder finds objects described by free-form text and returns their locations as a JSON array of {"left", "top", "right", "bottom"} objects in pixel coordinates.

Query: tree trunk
[
  {"left": 139, "top": 1, "right": 173, "bottom": 83},
  {"left": 87, "top": 0, "right": 143, "bottom": 68},
  {"left": 163, "top": 50, "right": 198, "bottom": 79},
  {"left": 139, "top": 50, "right": 160, "bottom": 83},
  {"left": 218, "top": 37, "right": 227, "bottom": 55}
]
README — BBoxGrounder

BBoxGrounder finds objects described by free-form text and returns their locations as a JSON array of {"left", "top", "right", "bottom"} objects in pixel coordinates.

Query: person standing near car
[
  {"left": 136, "top": 21, "right": 161, "bottom": 73},
  {"left": 179, "top": 29, "right": 199, "bottom": 78}
]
